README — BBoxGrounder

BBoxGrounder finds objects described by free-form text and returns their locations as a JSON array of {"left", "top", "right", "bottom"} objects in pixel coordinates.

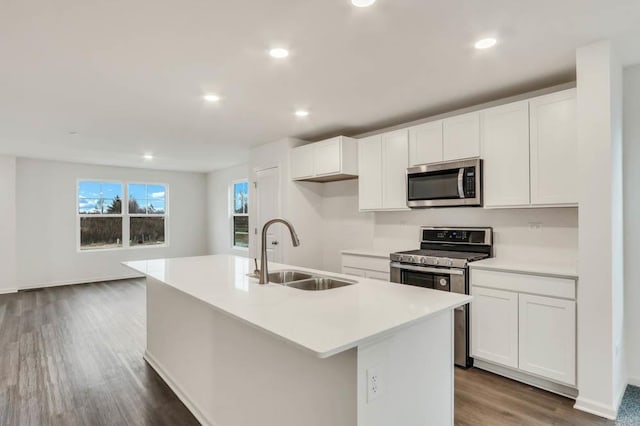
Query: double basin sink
[{"left": 267, "top": 270, "right": 356, "bottom": 291}]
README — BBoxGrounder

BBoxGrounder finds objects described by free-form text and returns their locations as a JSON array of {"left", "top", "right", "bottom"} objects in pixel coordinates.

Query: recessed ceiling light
[
  {"left": 269, "top": 48, "right": 289, "bottom": 58},
  {"left": 352, "top": 0, "right": 376, "bottom": 7},
  {"left": 203, "top": 94, "right": 221, "bottom": 102},
  {"left": 69, "top": 131, "right": 79, "bottom": 136},
  {"left": 143, "top": 154, "right": 154, "bottom": 160},
  {"left": 294, "top": 110, "right": 309, "bottom": 117},
  {"left": 474, "top": 38, "right": 497, "bottom": 49}
]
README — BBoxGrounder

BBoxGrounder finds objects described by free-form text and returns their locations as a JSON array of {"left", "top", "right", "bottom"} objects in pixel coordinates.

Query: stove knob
[
  {"left": 434, "top": 258, "right": 439, "bottom": 265},
  {"left": 439, "top": 278, "right": 448, "bottom": 287},
  {"left": 446, "top": 259, "right": 453, "bottom": 266},
  {"left": 420, "top": 257, "right": 427, "bottom": 264},
  {"left": 408, "top": 256, "right": 416, "bottom": 263}
]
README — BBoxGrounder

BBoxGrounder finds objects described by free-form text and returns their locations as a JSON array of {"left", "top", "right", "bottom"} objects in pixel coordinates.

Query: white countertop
[
  {"left": 124, "top": 255, "right": 471, "bottom": 358},
  {"left": 469, "top": 256, "right": 578, "bottom": 279},
  {"left": 341, "top": 248, "right": 392, "bottom": 259}
]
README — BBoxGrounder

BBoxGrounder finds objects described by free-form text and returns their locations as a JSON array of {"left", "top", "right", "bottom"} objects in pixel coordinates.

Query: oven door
[
  {"left": 407, "top": 158, "right": 481, "bottom": 208},
  {"left": 390, "top": 262, "right": 472, "bottom": 368}
]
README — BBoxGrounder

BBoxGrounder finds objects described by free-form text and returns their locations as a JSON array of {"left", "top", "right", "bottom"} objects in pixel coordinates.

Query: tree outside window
[{"left": 232, "top": 181, "right": 249, "bottom": 248}]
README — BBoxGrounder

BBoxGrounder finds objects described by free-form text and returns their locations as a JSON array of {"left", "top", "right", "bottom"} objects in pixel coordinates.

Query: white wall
[
  {"left": 0, "top": 156, "right": 17, "bottom": 293},
  {"left": 206, "top": 163, "right": 250, "bottom": 256},
  {"left": 320, "top": 179, "right": 578, "bottom": 273},
  {"left": 16, "top": 158, "right": 208, "bottom": 288},
  {"left": 624, "top": 64, "right": 640, "bottom": 385},
  {"left": 574, "top": 40, "right": 625, "bottom": 419}
]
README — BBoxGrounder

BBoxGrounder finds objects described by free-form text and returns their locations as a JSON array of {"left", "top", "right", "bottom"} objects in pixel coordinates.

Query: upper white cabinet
[
  {"left": 290, "top": 136, "right": 358, "bottom": 182},
  {"left": 358, "top": 135, "right": 383, "bottom": 210},
  {"left": 358, "top": 130, "right": 409, "bottom": 211},
  {"left": 529, "top": 89, "right": 578, "bottom": 206},
  {"left": 443, "top": 112, "right": 480, "bottom": 161},
  {"left": 481, "top": 101, "right": 531, "bottom": 208},
  {"left": 409, "top": 120, "right": 443, "bottom": 166}
]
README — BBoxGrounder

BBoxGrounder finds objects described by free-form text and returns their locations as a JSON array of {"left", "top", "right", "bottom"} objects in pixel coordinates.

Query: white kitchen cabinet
[
  {"left": 342, "top": 252, "right": 390, "bottom": 281},
  {"left": 481, "top": 101, "right": 531, "bottom": 208},
  {"left": 290, "top": 144, "right": 314, "bottom": 179},
  {"left": 358, "top": 135, "right": 383, "bottom": 210},
  {"left": 409, "top": 120, "right": 443, "bottom": 166},
  {"left": 290, "top": 136, "right": 358, "bottom": 182},
  {"left": 471, "top": 287, "right": 519, "bottom": 368},
  {"left": 519, "top": 294, "right": 576, "bottom": 386},
  {"left": 529, "top": 89, "right": 578, "bottom": 206},
  {"left": 443, "top": 112, "right": 480, "bottom": 161},
  {"left": 358, "top": 130, "right": 409, "bottom": 211},
  {"left": 382, "top": 130, "right": 409, "bottom": 209}
]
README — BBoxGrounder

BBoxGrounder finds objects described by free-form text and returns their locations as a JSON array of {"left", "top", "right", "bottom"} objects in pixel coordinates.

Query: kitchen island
[{"left": 124, "top": 255, "right": 471, "bottom": 426}]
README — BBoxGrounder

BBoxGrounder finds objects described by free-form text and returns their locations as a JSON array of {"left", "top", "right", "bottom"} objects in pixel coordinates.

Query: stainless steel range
[{"left": 390, "top": 227, "right": 493, "bottom": 368}]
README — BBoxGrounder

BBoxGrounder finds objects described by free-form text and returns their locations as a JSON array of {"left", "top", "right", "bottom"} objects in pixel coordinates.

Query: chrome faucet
[{"left": 259, "top": 218, "right": 300, "bottom": 284}]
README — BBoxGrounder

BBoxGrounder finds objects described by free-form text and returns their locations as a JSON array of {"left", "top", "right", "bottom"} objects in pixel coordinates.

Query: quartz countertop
[
  {"left": 469, "top": 256, "right": 578, "bottom": 279},
  {"left": 341, "top": 248, "right": 392, "bottom": 258},
  {"left": 124, "top": 255, "right": 471, "bottom": 358}
]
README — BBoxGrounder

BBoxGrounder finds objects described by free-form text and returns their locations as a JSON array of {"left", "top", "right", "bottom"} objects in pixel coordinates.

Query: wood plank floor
[{"left": 0, "top": 279, "right": 613, "bottom": 426}]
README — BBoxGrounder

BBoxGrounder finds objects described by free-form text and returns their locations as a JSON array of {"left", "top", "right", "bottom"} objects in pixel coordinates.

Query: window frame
[
  {"left": 230, "top": 179, "right": 249, "bottom": 251},
  {"left": 76, "top": 179, "right": 169, "bottom": 252}
]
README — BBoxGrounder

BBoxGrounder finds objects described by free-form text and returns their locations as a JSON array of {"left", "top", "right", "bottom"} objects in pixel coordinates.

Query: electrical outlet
[
  {"left": 528, "top": 222, "right": 543, "bottom": 231},
  {"left": 367, "top": 366, "right": 383, "bottom": 402}
]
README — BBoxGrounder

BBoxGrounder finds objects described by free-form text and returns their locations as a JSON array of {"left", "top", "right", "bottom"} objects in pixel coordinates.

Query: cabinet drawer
[
  {"left": 471, "top": 269, "right": 575, "bottom": 299},
  {"left": 341, "top": 254, "right": 390, "bottom": 273},
  {"left": 342, "top": 266, "right": 366, "bottom": 278},
  {"left": 365, "top": 270, "right": 390, "bottom": 281}
]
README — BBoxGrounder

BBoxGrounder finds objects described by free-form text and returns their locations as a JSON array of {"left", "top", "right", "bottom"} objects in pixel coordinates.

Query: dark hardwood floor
[{"left": 0, "top": 279, "right": 613, "bottom": 426}]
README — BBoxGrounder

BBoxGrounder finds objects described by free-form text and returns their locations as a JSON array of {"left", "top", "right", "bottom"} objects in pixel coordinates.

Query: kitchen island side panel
[{"left": 145, "top": 277, "right": 357, "bottom": 426}]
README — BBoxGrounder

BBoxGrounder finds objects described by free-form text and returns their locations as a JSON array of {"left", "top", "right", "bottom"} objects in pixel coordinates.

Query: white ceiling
[{"left": 1, "top": 0, "right": 639, "bottom": 172}]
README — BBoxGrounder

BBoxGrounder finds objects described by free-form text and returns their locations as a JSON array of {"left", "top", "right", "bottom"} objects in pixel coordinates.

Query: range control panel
[{"left": 421, "top": 228, "right": 490, "bottom": 245}]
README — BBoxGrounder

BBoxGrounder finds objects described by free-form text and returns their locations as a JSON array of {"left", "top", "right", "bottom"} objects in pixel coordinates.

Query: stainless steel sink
[
  {"left": 267, "top": 270, "right": 313, "bottom": 284},
  {"left": 284, "top": 277, "right": 356, "bottom": 291}
]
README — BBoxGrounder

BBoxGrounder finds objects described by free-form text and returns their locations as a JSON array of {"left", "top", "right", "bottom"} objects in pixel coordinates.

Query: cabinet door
[
  {"left": 342, "top": 266, "right": 366, "bottom": 278},
  {"left": 529, "top": 89, "right": 578, "bottom": 206},
  {"left": 409, "top": 121, "right": 443, "bottom": 166},
  {"left": 481, "top": 101, "right": 531, "bottom": 207},
  {"left": 358, "top": 135, "right": 383, "bottom": 210},
  {"left": 471, "top": 287, "right": 519, "bottom": 368},
  {"left": 519, "top": 294, "right": 576, "bottom": 385},
  {"left": 290, "top": 144, "right": 315, "bottom": 179},
  {"left": 443, "top": 112, "right": 480, "bottom": 160},
  {"left": 313, "top": 137, "right": 342, "bottom": 176},
  {"left": 381, "top": 129, "right": 409, "bottom": 210}
]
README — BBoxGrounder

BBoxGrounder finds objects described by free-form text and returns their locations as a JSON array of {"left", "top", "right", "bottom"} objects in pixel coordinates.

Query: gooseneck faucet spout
[{"left": 259, "top": 218, "right": 300, "bottom": 284}]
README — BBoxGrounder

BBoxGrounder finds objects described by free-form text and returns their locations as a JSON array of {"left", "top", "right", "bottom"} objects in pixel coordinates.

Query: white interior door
[{"left": 256, "top": 167, "right": 282, "bottom": 263}]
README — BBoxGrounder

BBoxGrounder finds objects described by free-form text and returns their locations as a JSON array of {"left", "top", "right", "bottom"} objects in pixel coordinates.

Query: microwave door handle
[{"left": 458, "top": 168, "right": 465, "bottom": 198}]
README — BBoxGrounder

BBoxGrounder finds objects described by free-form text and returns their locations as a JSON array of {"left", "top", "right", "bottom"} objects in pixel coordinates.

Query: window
[
  {"left": 232, "top": 181, "right": 249, "bottom": 248},
  {"left": 78, "top": 181, "right": 124, "bottom": 250},
  {"left": 128, "top": 183, "right": 167, "bottom": 247},
  {"left": 77, "top": 180, "right": 168, "bottom": 251}
]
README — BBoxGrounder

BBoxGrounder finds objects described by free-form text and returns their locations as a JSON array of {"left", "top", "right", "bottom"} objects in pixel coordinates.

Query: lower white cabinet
[
  {"left": 471, "top": 287, "right": 519, "bottom": 368},
  {"left": 471, "top": 268, "right": 577, "bottom": 387},
  {"left": 519, "top": 294, "right": 576, "bottom": 385},
  {"left": 341, "top": 253, "right": 390, "bottom": 281}
]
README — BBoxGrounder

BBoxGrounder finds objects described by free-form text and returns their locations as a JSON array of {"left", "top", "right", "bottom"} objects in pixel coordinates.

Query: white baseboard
[
  {"left": 18, "top": 273, "right": 143, "bottom": 291},
  {"left": 473, "top": 359, "right": 578, "bottom": 398},
  {"left": 574, "top": 397, "right": 618, "bottom": 420},
  {"left": 143, "top": 350, "right": 213, "bottom": 426},
  {"left": 628, "top": 376, "right": 640, "bottom": 387},
  {"left": 0, "top": 288, "right": 18, "bottom": 295}
]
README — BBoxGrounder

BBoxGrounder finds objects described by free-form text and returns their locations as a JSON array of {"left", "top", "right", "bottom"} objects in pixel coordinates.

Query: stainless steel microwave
[{"left": 407, "top": 158, "right": 482, "bottom": 208}]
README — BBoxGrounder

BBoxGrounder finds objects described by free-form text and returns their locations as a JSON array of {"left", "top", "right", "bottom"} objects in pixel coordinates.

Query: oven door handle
[
  {"left": 458, "top": 168, "right": 465, "bottom": 199},
  {"left": 390, "top": 262, "right": 465, "bottom": 276}
]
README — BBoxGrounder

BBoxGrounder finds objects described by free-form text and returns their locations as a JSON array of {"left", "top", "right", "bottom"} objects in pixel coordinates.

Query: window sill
[{"left": 78, "top": 244, "right": 169, "bottom": 253}]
